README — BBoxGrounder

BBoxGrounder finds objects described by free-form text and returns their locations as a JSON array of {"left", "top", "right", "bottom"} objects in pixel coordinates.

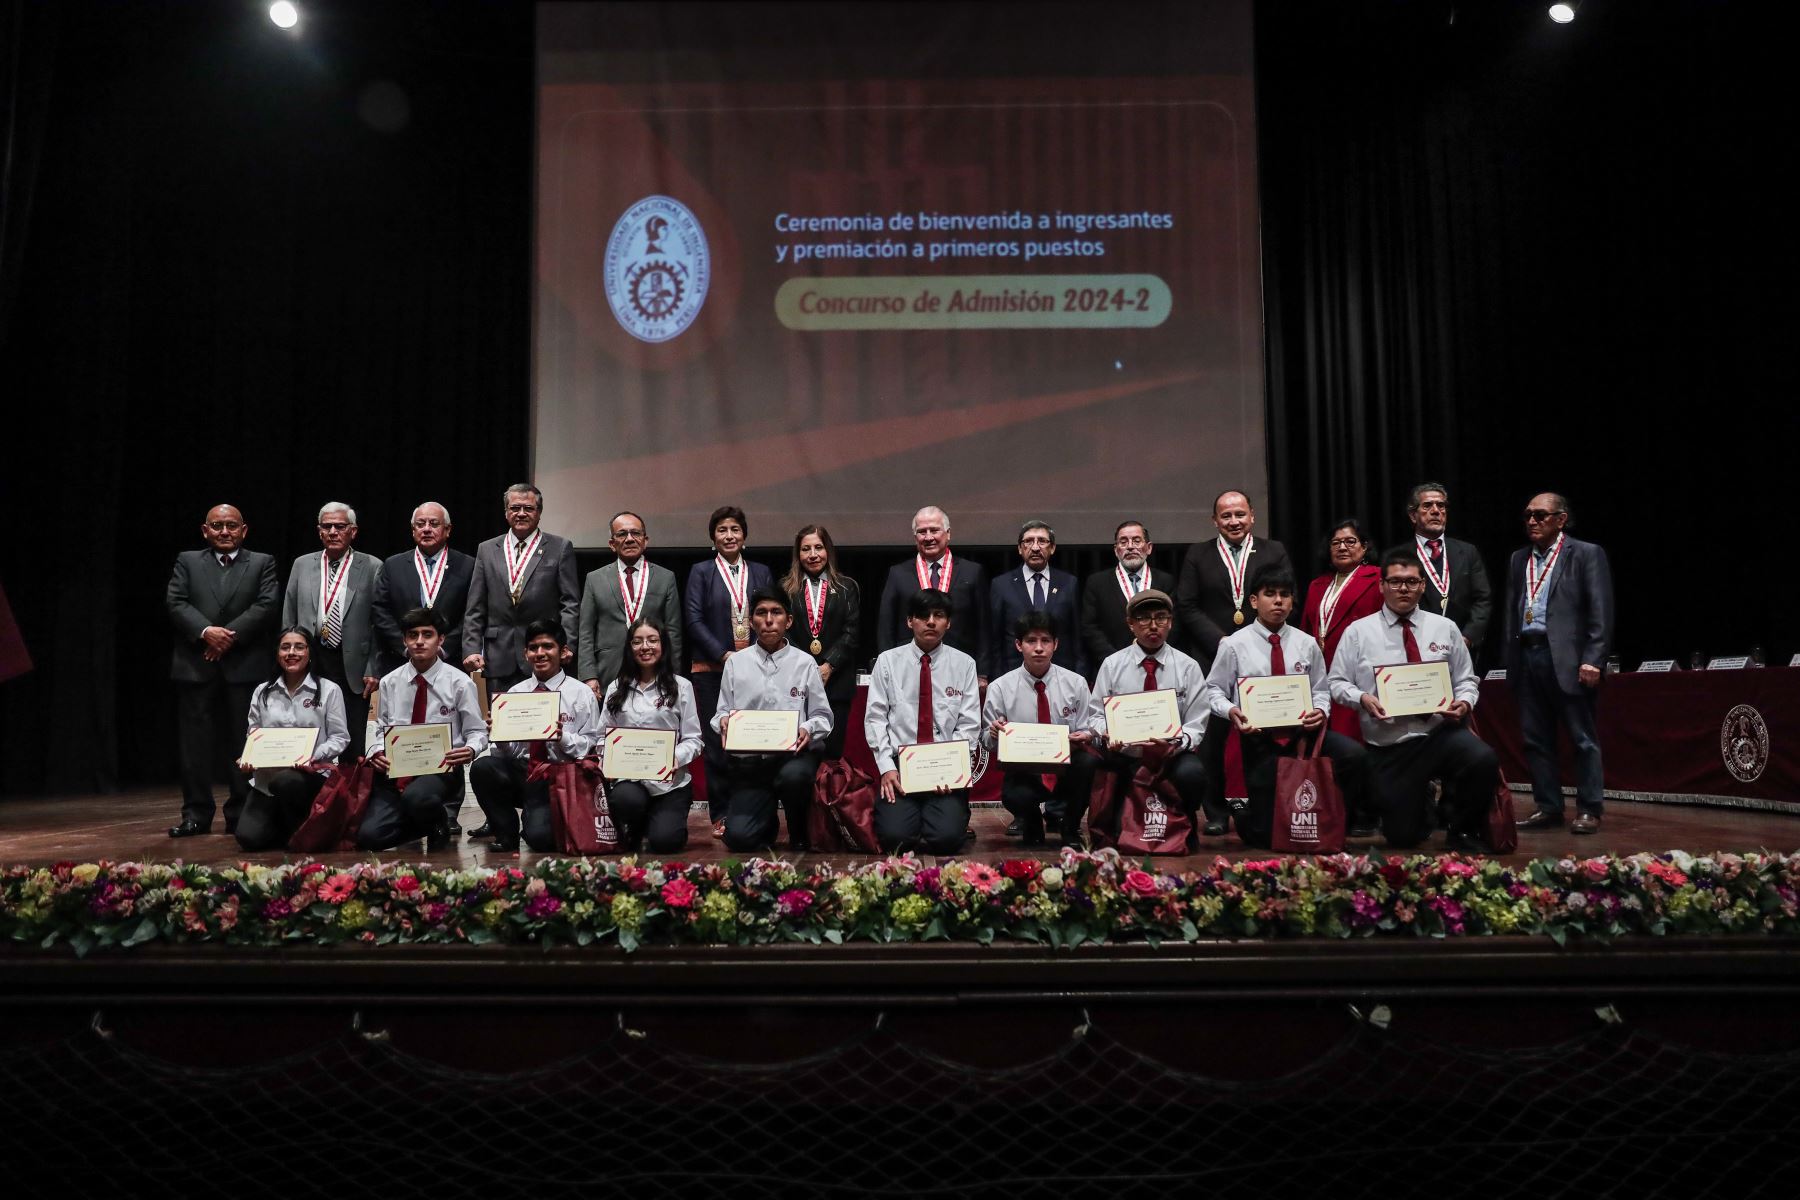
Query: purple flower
[
  {"left": 525, "top": 894, "right": 563, "bottom": 920},
  {"left": 422, "top": 902, "right": 451, "bottom": 924},
  {"left": 914, "top": 867, "right": 942, "bottom": 897},
  {"left": 1349, "top": 890, "right": 1382, "bottom": 928},
  {"left": 262, "top": 898, "right": 293, "bottom": 920},
  {"left": 776, "top": 889, "right": 815, "bottom": 917}
]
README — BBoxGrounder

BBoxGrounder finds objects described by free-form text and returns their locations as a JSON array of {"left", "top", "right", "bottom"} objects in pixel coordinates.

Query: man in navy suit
[
  {"left": 165, "top": 503, "right": 279, "bottom": 837},
  {"left": 1506, "top": 492, "right": 1614, "bottom": 835},
  {"left": 987, "top": 519, "right": 1082, "bottom": 678},
  {"left": 372, "top": 502, "right": 475, "bottom": 673},
  {"left": 876, "top": 505, "right": 988, "bottom": 678}
]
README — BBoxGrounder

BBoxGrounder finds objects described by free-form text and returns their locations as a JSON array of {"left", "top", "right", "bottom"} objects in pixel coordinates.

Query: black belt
[{"left": 1518, "top": 631, "right": 1549, "bottom": 646}]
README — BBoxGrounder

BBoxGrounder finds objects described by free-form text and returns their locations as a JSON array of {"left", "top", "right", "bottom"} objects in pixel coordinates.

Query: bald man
[{"left": 165, "top": 504, "right": 279, "bottom": 837}]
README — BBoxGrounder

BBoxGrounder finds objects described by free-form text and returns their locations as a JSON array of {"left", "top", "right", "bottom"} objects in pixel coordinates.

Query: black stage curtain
[{"left": 1, "top": 1, "right": 1791, "bottom": 794}]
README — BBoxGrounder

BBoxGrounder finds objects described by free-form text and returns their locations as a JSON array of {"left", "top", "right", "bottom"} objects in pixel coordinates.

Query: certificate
[
  {"left": 1375, "top": 660, "right": 1454, "bottom": 717},
  {"left": 242, "top": 726, "right": 319, "bottom": 769},
  {"left": 384, "top": 723, "right": 452, "bottom": 778},
  {"left": 724, "top": 708, "right": 801, "bottom": 752},
  {"left": 602, "top": 727, "right": 677, "bottom": 782},
  {"left": 996, "top": 722, "right": 1071, "bottom": 766},
  {"left": 489, "top": 690, "right": 561, "bottom": 742},
  {"left": 1238, "top": 675, "right": 1312, "bottom": 729},
  {"left": 1103, "top": 690, "right": 1181, "bottom": 744},
  {"left": 897, "top": 740, "right": 973, "bottom": 792}
]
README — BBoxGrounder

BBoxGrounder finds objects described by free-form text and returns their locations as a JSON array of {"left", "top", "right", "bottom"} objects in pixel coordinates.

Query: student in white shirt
[
  {"left": 1201, "top": 567, "right": 1372, "bottom": 849},
  {"left": 713, "top": 589, "right": 833, "bottom": 852},
  {"left": 598, "top": 617, "right": 704, "bottom": 854},
  {"left": 1328, "top": 549, "right": 1498, "bottom": 853},
  {"left": 470, "top": 619, "right": 601, "bottom": 854},
  {"left": 1088, "top": 589, "right": 1211, "bottom": 849},
  {"left": 864, "top": 588, "right": 981, "bottom": 855},
  {"left": 981, "top": 610, "right": 1097, "bottom": 846},
  {"left": 360, "top": 606, "right": 488, "bottom": 852},
  {"left": 233, "top": 626, "right": 351, "bottom": 851}
]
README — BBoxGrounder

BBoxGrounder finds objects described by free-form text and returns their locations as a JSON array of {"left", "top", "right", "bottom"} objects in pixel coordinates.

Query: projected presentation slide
[{"left": 535, "top": 3, "right": 1263, "bottom": 547}]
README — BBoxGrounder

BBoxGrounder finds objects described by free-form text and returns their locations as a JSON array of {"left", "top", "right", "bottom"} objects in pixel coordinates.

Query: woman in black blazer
[{"left": 782, "top": 524, "right": 861, "bottom": 759}]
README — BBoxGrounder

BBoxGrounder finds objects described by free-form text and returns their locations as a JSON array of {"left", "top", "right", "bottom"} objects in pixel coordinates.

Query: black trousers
[
  {"left": 469, "top": 755, "right": 553, "bottom": 850},
  {"left": 176, "top": 677, "right": 256, "bottom": 829},
  {"left": 1000, "top": 753, "right": 1100, "bottom": 842},
  {"left": 1514, "top": 639, "right": 1605, "bottom": 816},
  {"left": 691, "top": 671, "right": 727, "bottom": 819},
  {"left": 357, "top": 772, "right": 456, "bottom": 850},
  {"left": 234, "top": 769, "right": 326, "bottom": 851},
  {"left": 1367, "top": 725, "right": 1499, "bottom": 849},
  {"left": 1232, "top": 731, "right": 1372, "bottom": 850},
  {"left": 1197, "top": 720, "right": 1233, "bottom": 825},
  {"left": 822, "top": 694, "right": 852, "bottom": 760},
  {"left": 608, "top": 781, "right": 693, "bottom": 855},
  {"left": 722, "top": 753, "right": 819, "bottom": 851},
  {"left": 1091, "top": 751, "right": 1208, "bottom": 842},
  {"left": 310, "top": 642, "right": 369, "bottom": 765},
  {"left": 875, "top": 788, "right": 970, "bottom": 855}
]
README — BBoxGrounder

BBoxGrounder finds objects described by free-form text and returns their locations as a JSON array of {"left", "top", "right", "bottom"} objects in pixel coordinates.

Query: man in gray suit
[
  {"left": 165, "top": 503, "right": 279, "bottom": 837},
  {"left": 282, "top": 501, "right": 383, "bottom": 750},
  {"left": 462, "top": 483, "right": 580, "bottom": 694},
  {"left": 579, "top": 510, "right": 682, "bottom": 698},
  {"left": 1506, "top": 492, "right": 1615, "bottom": 835}
]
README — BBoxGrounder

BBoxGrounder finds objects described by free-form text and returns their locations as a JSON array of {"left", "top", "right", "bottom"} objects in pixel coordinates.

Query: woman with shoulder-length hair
[
  {"left": 598, "top": 617, "right": 704, "bottom": 854},
  {"left": 781, "top": 523, "right": 861, "bottom": 759},
  {"left": 1300, "top": 517, "right": 1384, "bottom": 741},
  {"left": 234, "top": 626, "right": 351, "bottom": 851}
]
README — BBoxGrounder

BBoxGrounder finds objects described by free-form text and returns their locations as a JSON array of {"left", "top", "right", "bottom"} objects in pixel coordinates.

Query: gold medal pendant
[
  {"left": 1233, "top": 611, "right": 1245, "bottom": 626},
  {"left": 810, "top": 638, "right": 823, "bottom": 656},
  {"left": 1440, "top": 598, "right": 1449, "bottom": 613},
  {"left": 1524, "top": 607, "right": 1533, "bottom": 623},
  {"left": 733, "top": 622, "right": 749, "bottom": 642}
]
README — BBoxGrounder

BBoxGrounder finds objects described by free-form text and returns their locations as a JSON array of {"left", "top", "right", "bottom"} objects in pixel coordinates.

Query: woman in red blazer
[{"left": 1301, "top": 518, "right": 1384, "bottom": 741}]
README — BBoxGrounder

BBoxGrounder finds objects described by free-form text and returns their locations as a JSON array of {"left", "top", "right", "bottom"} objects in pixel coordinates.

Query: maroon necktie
[
  {"left": 1399, "top": 617, "right": 1422, "bottom": 664},
  {"left": 1035, "top": 679, "right": 1057, "bottom": 792},
  {"left": 411, "top": 674, "right": 429, "bottom": 723},
  {"left": 1427, "top": 539, "right": 1444, "bottom": 573},
  {"left": 1141, "top": 655, "right": 1158, "bottom": 690},
  {"left": 1268, "top": 632, "right": 1286, "bottom": 677},
  {"left": 917, "top": 652, "right": 934, "bottom": 744},
  {"left": 528, "top": 682, "right": 550, "bottom": 763}
]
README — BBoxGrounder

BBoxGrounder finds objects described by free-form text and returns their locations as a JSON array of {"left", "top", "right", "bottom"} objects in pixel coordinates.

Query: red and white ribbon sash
[
  {"left": 1525, "top": 532, "right": 1565, "bottom": 612},
  {"left": 618, "top": 560, "right": 649, "bottom": 624},
  {"left": 1416, "top": 535, "right": 1450, "bottom": 602},
  {"left": 715, "top": 554, "right": 749, "bottom": 620},
  {"left": 504, "top": 531, "right": 542, "bottom": 595},
  {"left": 804, "top": 574, "right": 829, "bottom": 637},
  {"left": 318, "top": 551, "right": 352, "bottom": 623},
  {"left": 915, "top": 551, "right": 954, "bottom": 592},
  {"left": 1318, "top": 571, "right": 1354, "bottom": 638},
  {"left": 414, "top": 548, "right": 447, "bottom": 607},
  {"left": 1217, "top": 535, "right": 1254, "bottom": 610},
  {"left": 1115, "top": 564, "right": 1145, "bottom": 603}
]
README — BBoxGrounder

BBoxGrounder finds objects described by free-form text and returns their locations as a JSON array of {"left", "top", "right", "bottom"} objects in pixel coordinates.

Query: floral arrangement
[{"left": 3, "top": 849, "right": 1797, "bottom": 957}]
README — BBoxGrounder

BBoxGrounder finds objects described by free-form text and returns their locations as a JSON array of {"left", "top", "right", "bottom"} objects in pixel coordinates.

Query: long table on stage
[{"left": 1477, "top": 665, "right": 1799, "bottom": 811}]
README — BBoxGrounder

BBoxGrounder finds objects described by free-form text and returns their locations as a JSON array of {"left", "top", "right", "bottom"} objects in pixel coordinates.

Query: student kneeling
[
  {"left": 470, "top": 619, "right": 601, "bottom": 853},
  {"left": 361, "top": 606, "right": 487, "bottom": 851},
  {"left": 1201, "top": 567, "right": 1372, "bottom": 849},
  {"left": 981, "top": 610, "right": 1097, "bottom": 846},
  {"left": 864, "top": 588, "right": 980, "bottom": 855},
  {"left": 235, "top": 626, "right": 352, "bottom": 851},
  {"left": 712, "top": 589, "right": 833, "bottom": 852}
]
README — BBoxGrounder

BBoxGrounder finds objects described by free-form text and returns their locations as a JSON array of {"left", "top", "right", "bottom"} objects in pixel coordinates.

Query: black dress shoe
[
  {"left": 426, "top": 818, "right": 453, "bottom": 853},
  {"left": 467, "top": 823, "right": 492, "bottom": 840},
  {"left": 1516, "top": 809, "right": 1564, "bottom": 830},
  {"left": 1349, "top": 822, "right": 1379, "bottom": 839},
  {"left": 486, "top": 837, "right": 520, "bottom": 853},
  {"left": 1202, "top": 819, "right": 1228, "bottom": 837},
  {"left": 1004, "top": 819, "right": 1023, "bottom": 837},
  {"left": 1571, "top": 811, "right": 1601, "bottom": 834},
  {"left": 168, "top": 820, "right": 208, "bottom": 838},
  {"left": 1445, "top": 830, "right": 1489, "bottom": 855},
  {"left": 1184, "top": 829, "right": 1200, "bottom": 853}
]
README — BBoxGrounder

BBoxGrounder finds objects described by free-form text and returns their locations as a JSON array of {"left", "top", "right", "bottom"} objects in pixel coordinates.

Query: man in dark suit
[
  {"left": 988, "top": 519, "right": 1082, "bottom": 678},
  {"left": 1175, "top": 490, "right": 1293, "bottom": 835},
  {"left": 876, "top": 505, "right": 988, "bottom": 677},
  {"left": 1506, "top": 492, "right": 1614, "bottom": 835},
  {"left": 1405, "top": 482, "right": 1493, "bottom": 658},
  {"left": 579, "top": 510, "right": 683, "bottom": 698},
  {"left": 165, "top": 503, "right": 279, "bottom": 837},
  {"left": 372, "top": 501, "right": 475, "bottom": 672},
  {"left": 462, "top": 483, "right": 580, "bottom": 694},
  {"left": 282, "top": 501, "right": 383, "bottom": 743},
  {"left": 1081, "top": 519, "right": 1178, "bottom": 672}
]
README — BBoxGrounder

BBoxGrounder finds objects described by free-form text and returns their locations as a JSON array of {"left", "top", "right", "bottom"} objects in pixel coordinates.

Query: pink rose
[
  {"left": 661, "top": 878, "right": 698, "bottom": 909},
  {"left": 391, "top": 874, "right": 421, "bottom": 895},
  {"left": 1122, "top": 870, "right": 1159, "bottom": 899}
]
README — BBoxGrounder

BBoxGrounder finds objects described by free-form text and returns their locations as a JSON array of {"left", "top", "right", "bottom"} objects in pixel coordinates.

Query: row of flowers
[{"left": 4, "top": 849, "right": 1798, "bottom": 955}]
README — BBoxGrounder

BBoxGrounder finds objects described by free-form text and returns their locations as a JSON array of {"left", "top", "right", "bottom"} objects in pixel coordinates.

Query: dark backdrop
[{"left": 0, "top": 0, "right": 1787, "bottom": 794}]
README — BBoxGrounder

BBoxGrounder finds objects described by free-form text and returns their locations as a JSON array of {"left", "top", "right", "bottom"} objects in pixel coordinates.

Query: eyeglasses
[
  {"left": 1328, "top": 537, "right": 1363, "bottom": 549},
  {"left": 318, "top": 522, "right": 351, "bottom": 532},
  {"left": 505, "top": 504, "right": 539, "bottom": 516},
  {"left": 611, "top": 530, "right": 646, "bottom": 541},
  {"left": 1114, "top": 537, "right": 1148, "bottom": 548},
  {"left": 205, "top": 521, "right": 243, "bottom": 532},
  {"left": 1019, "top": 537, "right": 1053, "bottom": 548},
  {"left": 1523, "top": 509, "right": 1564, "bottom": 523},
  {"left": 1129, "top": 611, "right": 1172, "bottom": 625},
  {"left": 1383, "top": 578, "right": 1425, "bottom": 590}
]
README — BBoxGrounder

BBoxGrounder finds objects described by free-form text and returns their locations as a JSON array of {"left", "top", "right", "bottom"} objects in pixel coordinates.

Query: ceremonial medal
[
  {"left": 716, "top": 554, "right": 751, "bottom": 649},
  {"left": 503, "top": 531, "right": 542, "bottom": 609},
  {"left": 1233, "top": 611, "right": 1245, "bottom": 626},
  {"left": 1440, "top": 598, "right": 1449, "bottom": 613},
  {"left": 1524, "top": 607, "right": 1533, "bottom": 623},
  {"left": 733, "top": 621, "right": 750, "bottom": 643},
  {"left": 810, "top": 638, "right": 823, "bottom": 656},
  {"left": 1218, "top": 536, "right": 1253, "bottom": 627},
  {"left": 803, "top": 574, "right": 829, "bottom": 660},
  {"left": 1522, "top": 534, "right": 1563, "bottom": 633}
]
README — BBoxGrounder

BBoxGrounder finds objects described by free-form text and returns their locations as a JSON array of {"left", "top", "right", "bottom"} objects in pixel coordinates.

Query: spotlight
[
  {"left": 1548, "top": 3, "right": 1577, "bottom": 23},
  {"left": 269, "top": 2, "right": 299, "bottom": 29}
]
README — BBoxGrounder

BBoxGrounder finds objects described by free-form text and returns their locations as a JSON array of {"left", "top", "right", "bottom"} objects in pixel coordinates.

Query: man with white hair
[
  {"left": 372, "top": 501, "right": 476, "bottom": 673},
  {"left": 876, "top": 505, "right": 989, "bottom": 677},
  {"left": 282, "top": 501, "right": 384, "bottom": 748}
]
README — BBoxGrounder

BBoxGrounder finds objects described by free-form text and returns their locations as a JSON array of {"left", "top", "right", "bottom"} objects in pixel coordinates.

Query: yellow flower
[
  {"left": 71, "top": 864, "right": 100, "bottom": 885},
  {"left": 337, "top": 900, "right": 370, "bottom": 929}
]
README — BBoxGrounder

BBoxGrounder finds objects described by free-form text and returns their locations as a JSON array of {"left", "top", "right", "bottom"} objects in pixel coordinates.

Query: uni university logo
[
  {"left": 1720, "top": 704, "right": 1769, "bottom": 783},
  {"left": 1292, "top": 780, "right": 1318, "bottom": 812},
  {"left": 605, "top": 195, "right": 710, "bottom": 343}
]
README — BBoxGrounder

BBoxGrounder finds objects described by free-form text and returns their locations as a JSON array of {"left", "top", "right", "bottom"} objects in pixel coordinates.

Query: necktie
[
  {"left": 929, "top": 560, "right": 941, "bottom": 590},
  {"left": 917, "top": 652, "right": 934, "bottom": 744},
  {"left": 411, "top": 674, "right": 429, "bottom": 723},
  {"left": 528, "top": 682, "right": 550, "bottom": 763},
  {"left": 1428, "top": 538, "right": 1444, "bottom": 573},
  {"left": 1031, "top": 573, "right": 1046, "bottom": 608},
  {"left": 1268, "top": 632, "right": 1286, "bottom": 676},
  {"left": 1035, "top": 679, "right": 1057, "bottom": 792},
  {"left": 219, "top": 554, "right": 231, "bottom": 568},
  {"left": 1128, "top": 571, "right": 1141, "bottom": 592},
  {"left": 322, "top": 564, "right": 343, "bottom": 648},
  {"left": 1142, "top": 655, "right": 1159, "bottom": 690},
  {"left": 1399, "top": 616, "right": 1421, "bottom": 664}
]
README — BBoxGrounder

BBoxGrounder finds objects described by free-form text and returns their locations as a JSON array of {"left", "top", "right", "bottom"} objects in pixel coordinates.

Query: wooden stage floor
[{"left": 4, "top": 785, "right": 1798, "bottom": 869}]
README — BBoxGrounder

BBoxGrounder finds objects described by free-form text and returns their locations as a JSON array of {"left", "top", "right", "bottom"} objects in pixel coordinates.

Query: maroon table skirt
[{"left": 1477, "top": 667, "right": 1799, "bottom": 804}]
